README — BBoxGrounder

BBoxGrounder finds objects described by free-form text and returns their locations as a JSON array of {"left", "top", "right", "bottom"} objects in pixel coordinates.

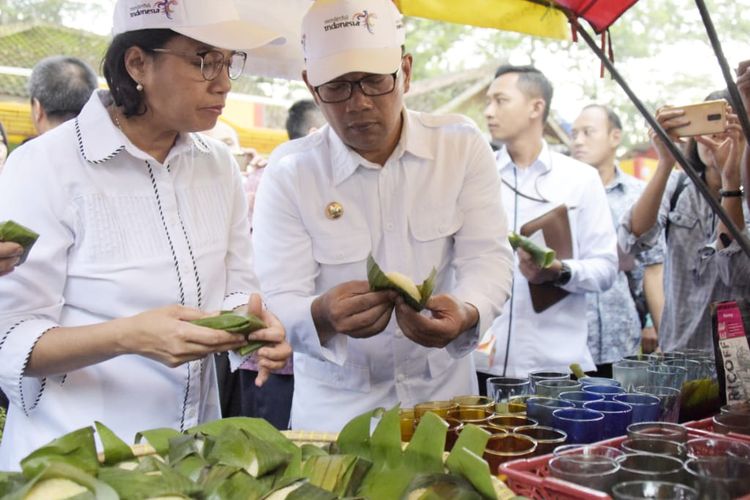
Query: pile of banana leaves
[{"left": 0, "top": 407, "right": 519, "bottom": 499}]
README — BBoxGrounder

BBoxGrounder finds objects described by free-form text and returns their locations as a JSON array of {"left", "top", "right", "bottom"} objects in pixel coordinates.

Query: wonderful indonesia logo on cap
[
  {"left": 128, "top": 0, "right": 178, "bottom": 20},
  {"left": 323, "top": 10, "right": 378, "bottom": 34}
]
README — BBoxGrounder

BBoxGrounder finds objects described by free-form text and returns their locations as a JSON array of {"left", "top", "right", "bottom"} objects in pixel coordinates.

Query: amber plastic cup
[{"left": 483, "top": 433, "right": 536, "bottom": 474}]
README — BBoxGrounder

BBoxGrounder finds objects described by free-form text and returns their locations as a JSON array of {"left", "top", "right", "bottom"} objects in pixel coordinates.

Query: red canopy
[{"left": 554, "top": 0, "right": 638, "bottom": 33}]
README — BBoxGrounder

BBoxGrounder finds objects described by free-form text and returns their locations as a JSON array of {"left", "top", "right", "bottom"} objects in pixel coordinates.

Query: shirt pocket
[
  {"left": 311, "top": 231, "right": 371, "bottom": 265},
  {"left": 409, "top": 207, "right": 464, "bottom": 242},
  {"left": 298, "top": 354, "right": 371, "bottom": 393},
  {"left": 667, "top": 209, "right": 699, "bottom": 232}
]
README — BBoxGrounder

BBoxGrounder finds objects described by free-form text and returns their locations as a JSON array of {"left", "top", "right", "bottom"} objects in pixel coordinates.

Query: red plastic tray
[
  {"left": 498, "top": 418, "right": 742, "bottom": 500},
  {"left": 683, "top": 417, "right": 750, "bottom": 443}
]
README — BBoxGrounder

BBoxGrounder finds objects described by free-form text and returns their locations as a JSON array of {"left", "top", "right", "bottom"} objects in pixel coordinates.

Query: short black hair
[
  {"left": 102, "top": 29, "right": 178, "bottom": 117},
  {"left": 285, "top": 99, "right": 324, "bottom": 140},
  {"left": 28, "top": 56, "right": 98, "bottom": 122},
  {"left": 494, "top": 64, "right": 554, "bottom": 122},
  {"left": 583, "top": 104, "right": 622, "bottom": 131},
  {"left": 0, "top": 121, "right": 7, "bottom": 148}
]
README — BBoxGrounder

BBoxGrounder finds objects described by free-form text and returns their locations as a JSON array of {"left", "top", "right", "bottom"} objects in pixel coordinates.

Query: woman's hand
[
  {"left": 0, "top": 241, "right": 23, "bottom": 276},
  {"left": 695, "top": 114, "right": 744, "bottom": 190},
  {"left": 240, "top": 293, "right": 292, "bottom": 387},
  {"left": 122, "top": 305, "right": 248, "bottom": 367},
  {"left": 648, "top": 107, "right": 690, "bottom": 170}
]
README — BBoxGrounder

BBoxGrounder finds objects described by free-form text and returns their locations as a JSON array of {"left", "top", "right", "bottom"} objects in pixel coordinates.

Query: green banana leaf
[
  {"left": 0, "top": 220, "right": 39, "bottom": 265},
  {"left": 335, "top": 407, "right": 383, "bottom": 460},
  {"left": 205, "top": 427, "right": 291, "bottom": 478},
  {"left": 171, "top": 454, "right": 208, "bottom": 482},
  {"left": 97, "top": 460, "right": 199, "bottom": 500},
  {"left": 202, "top": 467, "right": 268, "bottom": 500},
  {"left": 191, "top": 312, "right": 270, "bottom": 356},
  {"left": 300, "top": 444, "right": 329, "bottom": 461},
  {"left": 95, "top": 421, "right": 135, "bottom": 466},
  {"left": 134, "top": 427, "right": 181, "bottom": 457},
  {"left": 0, "top": 472, "right": 25, "bottom": 497},
  {"left": 367, "top": 254, "right": 437, "bottom": 311},
  {"left": 403, "top": 412, "right": 448, "bottom": 474},
  {"left": 301, "top": 454, "right": 371, "bottom": 497},
  {"left": 20, "top": 427, "right": 99, "bottom": 479},
  {"left": 445, "top": 425, "right": 495, "bottom": 500},
  {"left": 168, "top": 433, "right": 212, "bottom": 465},
  {"left": 402, "top": 473, "right": 483, "bottom": 500},
  {"left": 188, "top": 418, "right": 301, "bottom": 479},
  {"left": 263, "top": 480, "right": 338, "bottom": 500},
  {"left": 6, "top": 462, "right": 117, "bottom": 500},
  {"left": 508, "top": 232, "right": 555, "bottom": 269}
]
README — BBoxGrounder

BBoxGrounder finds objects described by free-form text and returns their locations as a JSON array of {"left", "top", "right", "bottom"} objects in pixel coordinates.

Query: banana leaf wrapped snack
[
  {"left": 0, "top": 220, "right": 39, "bottom": 266},
  {"left": 508, "top": 232, "right": 555, "bottom": 269},
  {"left": 367, "top": 254, "right": 437, "bottom": 311},
  {"left": 191, "top": 311, "right": 268, "bottom": 356}
]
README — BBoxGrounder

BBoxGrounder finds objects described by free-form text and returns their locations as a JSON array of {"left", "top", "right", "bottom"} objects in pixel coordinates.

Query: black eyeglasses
[
  {"left": 148, "top": 48, "right": 248, "bottom": 81},
  {"left": 314, "top": 71, "right": 400, "bottom": 103}
]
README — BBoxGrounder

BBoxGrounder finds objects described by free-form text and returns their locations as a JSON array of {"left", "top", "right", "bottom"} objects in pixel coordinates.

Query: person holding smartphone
[{"left": 619, "top": 89, "right": 749, "bottom": 353}]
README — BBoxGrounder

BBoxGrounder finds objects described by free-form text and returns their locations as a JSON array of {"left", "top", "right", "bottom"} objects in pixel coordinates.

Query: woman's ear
[{"left": 123, "top": 46, "right": 149, "bottom": 86}]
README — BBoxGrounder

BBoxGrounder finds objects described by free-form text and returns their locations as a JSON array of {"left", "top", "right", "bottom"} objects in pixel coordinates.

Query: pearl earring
[{"left": 136, "top": 83, "right": 143, "bottom": 91}]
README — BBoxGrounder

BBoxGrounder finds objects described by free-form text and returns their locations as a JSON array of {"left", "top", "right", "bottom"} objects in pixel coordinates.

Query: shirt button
[
  {"left": 394, "top": 329, "right": 403, "bottom": 338},
  {"left": 386, "top": 223, "right": 394, "bottom": 231},
  {"left": 396, "top": 373, "right": 405, "bottom": 383}
]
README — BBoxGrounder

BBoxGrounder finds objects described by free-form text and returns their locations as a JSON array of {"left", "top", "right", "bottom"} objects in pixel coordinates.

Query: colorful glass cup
[
  {"left": 583, "top": 400, "right": 633, "bottom": 439},
  {"left": 613, "top": 393, "right": 661, "bottom": 424},
  {"left": 552, "top": 408, "right": 605, "bottom": 444}
]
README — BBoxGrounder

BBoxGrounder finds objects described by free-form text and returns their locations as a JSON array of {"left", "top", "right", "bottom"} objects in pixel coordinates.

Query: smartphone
[{"left": 668, "top": 99, "right": 728, "bottom": 137}]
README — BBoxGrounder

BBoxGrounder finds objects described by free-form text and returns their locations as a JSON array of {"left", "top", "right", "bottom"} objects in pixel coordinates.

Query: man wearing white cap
[
  {"left": 0, "top": 0, "right": 291, "bottom": 468},
  {"left": 252, "top": 0, "right": 513, "bottom": 431}
]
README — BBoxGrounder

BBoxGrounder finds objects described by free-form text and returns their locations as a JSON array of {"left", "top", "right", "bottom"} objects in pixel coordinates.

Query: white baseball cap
[
  {"left": 302, "top": 0, "right": 405, "bottom": 86},
  {"left": 112, "top": 0, "right": 286, "bottom": 52}
]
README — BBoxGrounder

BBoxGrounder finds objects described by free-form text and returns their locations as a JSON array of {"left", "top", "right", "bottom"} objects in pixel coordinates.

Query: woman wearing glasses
[{"left": 0, "top": 0, "right": 291, "bottom": 468}]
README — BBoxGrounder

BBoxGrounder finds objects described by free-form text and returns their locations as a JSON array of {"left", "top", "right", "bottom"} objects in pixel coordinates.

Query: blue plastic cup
[
  {"left": 582, "top": 384, "right": 626, "bottom": 401},
  {"left": 559, "top": 391, "right": 605, "bottom": 408},
  {"left": 526, "top": 397, "right": 575, "bottom": 427},
  {"left": 579, "top": 377, "right": 622, "bottom": 388},
  {"left": 552, "top": 408, "right": 605, "bottom": 444},
  {"left": 583, "top": 400, "right": 633, "bottom": 439},
  {"left": 613, "top": 393, "right": 661, "bottom": 424}
]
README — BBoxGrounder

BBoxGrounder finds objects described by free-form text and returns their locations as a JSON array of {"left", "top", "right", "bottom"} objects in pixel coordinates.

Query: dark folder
[{"left": 519, "top": 204, "right": 573, "bottom": 313}]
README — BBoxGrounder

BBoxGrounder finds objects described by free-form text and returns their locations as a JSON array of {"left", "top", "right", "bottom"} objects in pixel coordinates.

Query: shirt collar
[
  {"left": 329, "top": 109, "right": 431, "bottom": 185},
  {"left": 497, "top": 139, "right": 553, "bottom": 175},
  {"left": 605, "top": 165, "right": 626, "bottom": 192},
  {"left": 75, "top": 90, "right": 210, "bottom": 166}
]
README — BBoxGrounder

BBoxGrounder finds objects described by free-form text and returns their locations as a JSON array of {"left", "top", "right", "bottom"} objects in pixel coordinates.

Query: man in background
[
  {"left": 476, "top": 65, "right": 617, "bottom": 384},
  {"left": 28, "top": 56, "right": 98, "bottom": 135},
  {"left": 572, "top": 104, "right": 665, "bottom": 376},
  {"left": 285, "top": 99, "right": 325, "bottom": 140}
]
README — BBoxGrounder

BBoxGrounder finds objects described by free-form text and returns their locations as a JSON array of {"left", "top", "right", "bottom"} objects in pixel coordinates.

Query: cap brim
[
  {"left": 306, "top": 47, "right": 401, "bottom": 86},
  {"left": 175, "top": 20, "right": 286, "bottom": 51}
]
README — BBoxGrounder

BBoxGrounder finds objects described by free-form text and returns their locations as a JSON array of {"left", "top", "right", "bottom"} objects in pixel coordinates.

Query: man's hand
[
  {"left": 518, "top": 248, "right": 563, "bottom": 284},
  {"left": 241, "top": 293, "right": 292, "bottom": 387},
  {"left": 394, "top": 294, "right": 478, "bottom": 348},
  {"left": 737, "top": 60, "right": 750, "bottom": 116},
  {"left": 0, "top": 241, "right": 23, "bottom": 276},
  {"left": 641, "top": 326, "right": 658, "bottom": 355},
  {"left": 311, "top": 281, "right": 396, "bottom": 343}
]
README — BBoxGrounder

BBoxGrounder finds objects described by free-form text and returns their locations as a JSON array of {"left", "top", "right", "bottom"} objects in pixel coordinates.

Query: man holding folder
[{"left": 475, "top": 65, "right": 618, "bottom": 383}]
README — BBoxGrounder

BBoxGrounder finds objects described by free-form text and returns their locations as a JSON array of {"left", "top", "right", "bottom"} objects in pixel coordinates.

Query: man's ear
[
  {"left": 401, "top": 53, "right": 413, "bottom": 94},
  {"left": 31, "top": 98, "right": 45, "bottom": 131},
  {"left": 530, "top": 98, "right": 546, "bottom": 121},
  {"left": 610, "top": 127, "right": 622, "bottom": 148}
]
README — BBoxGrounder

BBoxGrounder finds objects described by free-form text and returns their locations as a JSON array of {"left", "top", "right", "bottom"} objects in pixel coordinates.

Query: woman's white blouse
[{"left": 0, "top": 91, "right": 259, "bottom": 469}]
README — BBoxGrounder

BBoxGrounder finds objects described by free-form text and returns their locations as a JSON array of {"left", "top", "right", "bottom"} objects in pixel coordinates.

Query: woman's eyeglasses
[{"left": 148, "top": 48, "right": 247, "bottom": 81}]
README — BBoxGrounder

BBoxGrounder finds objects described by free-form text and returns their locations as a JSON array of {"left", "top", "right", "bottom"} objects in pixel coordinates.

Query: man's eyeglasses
[
  {"left": 148, "top": 48, "right": 248, "bottom": 81},
  {"left": 314, "top": 71, "right": 400, "bottom": 103}
]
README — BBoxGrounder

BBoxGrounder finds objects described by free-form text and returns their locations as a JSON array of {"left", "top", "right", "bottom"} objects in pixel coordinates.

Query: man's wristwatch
[{"left": 553, "top": 261, "right": 572, "bottom": 287}]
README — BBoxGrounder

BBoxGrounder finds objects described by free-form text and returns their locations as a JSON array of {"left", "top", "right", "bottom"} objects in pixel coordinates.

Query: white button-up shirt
[
  {"left": 0, "top": 91, "right": 259, "bottom": 469},
  {"left": 252, "top": 110, "right": 513, "bottom": 432},
  {"left": 477, "top": 142, "right": 618, "bottom": 378}
]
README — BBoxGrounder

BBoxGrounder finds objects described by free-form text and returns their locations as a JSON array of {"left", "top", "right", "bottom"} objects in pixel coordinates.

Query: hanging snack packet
[{"left": 711, "top": 300, "right": 750, "bottom": 405}]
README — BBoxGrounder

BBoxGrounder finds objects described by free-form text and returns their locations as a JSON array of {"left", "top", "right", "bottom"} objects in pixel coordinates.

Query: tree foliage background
[{"left": 2, "top": 0, "right": 749, "bottom": 148}]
